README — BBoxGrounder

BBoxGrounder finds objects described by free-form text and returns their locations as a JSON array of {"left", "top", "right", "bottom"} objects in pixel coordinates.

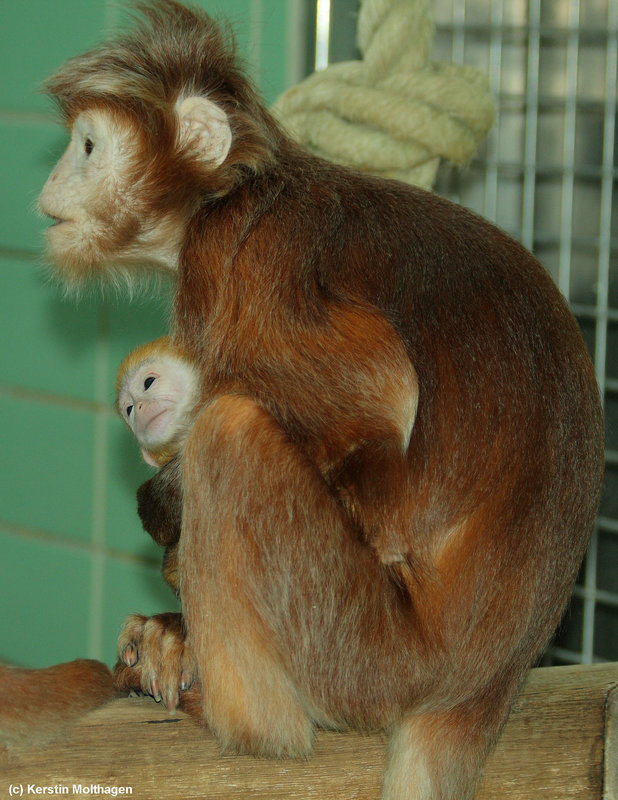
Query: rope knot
[{"left": 272, "top": 0, "right": 494, "bottom": 189}]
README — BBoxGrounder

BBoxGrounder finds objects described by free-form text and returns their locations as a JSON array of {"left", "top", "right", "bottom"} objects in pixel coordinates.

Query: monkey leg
[
  {"left": 180, "top": 395, "right": 424, "bottom": 757},
  {"left": 381, "top": 673, "right": 521, "bottom": 800},
  {"left": 181, "top": 398, "right": 315, "bottom": 756},
  {"left": 114, "top": 612, "right": 196, "bottom": 711}
]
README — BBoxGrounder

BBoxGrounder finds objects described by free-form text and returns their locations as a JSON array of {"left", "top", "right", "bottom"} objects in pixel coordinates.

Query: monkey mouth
[
  {"left": 142, "top": 409, "right": 170, "bottom": 438},
  {"left": 44, "top": 213, "right": 71, "bottom": 227}
]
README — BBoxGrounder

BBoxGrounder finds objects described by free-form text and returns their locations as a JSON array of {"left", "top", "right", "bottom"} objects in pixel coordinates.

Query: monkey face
[
  {"left": 117, "top": 352, "right": 199, "bottom": 467},
  {"left": 38, "top": 92, "right": 236, "bottom": 291},
  {"left": 39, "top": 111, "right": 143, "bottom": 276},
  {"left": 38, "top": 108, "right": 189, "bottom": 288}
]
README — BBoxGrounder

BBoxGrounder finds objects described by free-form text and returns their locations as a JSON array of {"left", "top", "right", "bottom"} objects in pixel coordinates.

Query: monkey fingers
[
  {"left": 115, "top": 612, "right": 195, "bottom": 711},
  {"left": 117, "top": 612, "right": 148, "bottom": 667}
]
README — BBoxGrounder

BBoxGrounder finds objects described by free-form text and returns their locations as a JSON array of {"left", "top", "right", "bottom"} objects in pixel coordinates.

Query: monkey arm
[
  {"left": 243, "top": 301, "right": 418, "bottom": 472},
  {"left": 136, "top": 457, "right": 183, "bottom": 546},
  {"left": 224, "top": 300, "right": 419, "bottom": 563}
]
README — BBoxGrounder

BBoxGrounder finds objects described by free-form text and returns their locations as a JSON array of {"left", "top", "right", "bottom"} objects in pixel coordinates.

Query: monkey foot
[{"left": 115, "top": 612, "right": 196, "bottom": 711}]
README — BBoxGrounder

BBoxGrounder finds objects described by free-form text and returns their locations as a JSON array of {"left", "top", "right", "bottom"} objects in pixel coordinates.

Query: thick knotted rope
[{"left": 272, "top": 0, "right": 495, "bottom": 189}]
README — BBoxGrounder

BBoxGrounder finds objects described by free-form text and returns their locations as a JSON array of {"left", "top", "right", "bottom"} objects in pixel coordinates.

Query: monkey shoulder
[{"left": 266, "top": 153, "right": 549, "bottom": 309}]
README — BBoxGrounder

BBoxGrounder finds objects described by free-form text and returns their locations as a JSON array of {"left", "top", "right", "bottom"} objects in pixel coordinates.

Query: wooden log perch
[{"left": 2, "top": 663, "right": 617, "bottom": 800}]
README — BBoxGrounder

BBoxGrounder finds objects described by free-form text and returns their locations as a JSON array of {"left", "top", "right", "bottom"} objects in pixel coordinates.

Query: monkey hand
[{"left": 114, "top": 612, "right": 196, "bottom": 711}]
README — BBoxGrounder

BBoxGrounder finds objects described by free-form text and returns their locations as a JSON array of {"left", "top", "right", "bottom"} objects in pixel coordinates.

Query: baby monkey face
[{"left": 117, "top": 345, "right": 199, "bottom": 466}]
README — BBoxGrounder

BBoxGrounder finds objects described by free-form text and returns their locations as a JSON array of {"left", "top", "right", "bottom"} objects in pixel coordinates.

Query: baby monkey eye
[
  {"left": 84, "top": 137, "right": 94, "bottom": 156},
  {"left": 126, "top": 405, "right": 133, "bottom": 417},
  {"left": 144, "top": 376, "right": 156, "bottom": 390}
]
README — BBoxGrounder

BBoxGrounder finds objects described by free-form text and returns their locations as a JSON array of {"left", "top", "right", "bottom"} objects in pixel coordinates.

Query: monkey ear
[{"left": 176, "top": 96, "right": 232, "bottom": 168}]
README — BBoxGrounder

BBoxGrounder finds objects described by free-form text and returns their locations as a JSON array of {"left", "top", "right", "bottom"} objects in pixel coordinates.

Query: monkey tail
[{"left": 0, "top": 659, "right": 118, "bottom": 748}]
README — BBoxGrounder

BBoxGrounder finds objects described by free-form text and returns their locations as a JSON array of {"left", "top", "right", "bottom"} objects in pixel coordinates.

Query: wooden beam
[
  {"left": 2, "top": 663, "right": 617, "bottom": 800},
  {"left": 605, "top": 686, "right": 618, "bottom": 800}
]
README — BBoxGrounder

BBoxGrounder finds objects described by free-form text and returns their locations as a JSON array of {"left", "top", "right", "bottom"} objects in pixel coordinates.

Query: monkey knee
[
  {"left": 205, "top": 394, "right": 266, "bottom": 435},
  {"left": 186, "top": 394, "right": 272, "bottom": 463}
]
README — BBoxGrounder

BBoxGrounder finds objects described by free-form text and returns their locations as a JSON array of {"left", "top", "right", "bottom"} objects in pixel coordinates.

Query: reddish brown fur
[
  {"left": 42, "top": 3, "right": 604, "bottom": 798},
  {"left": 0, "top": 661, "right": 117, "bottom": 749}
]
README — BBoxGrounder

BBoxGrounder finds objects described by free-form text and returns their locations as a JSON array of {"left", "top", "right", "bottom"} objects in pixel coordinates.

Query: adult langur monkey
[{"left": 37, "top": 2, "right": 604, "bottom": 798}]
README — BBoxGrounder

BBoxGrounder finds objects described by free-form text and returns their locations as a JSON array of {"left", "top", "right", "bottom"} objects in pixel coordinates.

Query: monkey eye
[
  {"left": 144, "top": 376, "right": 156, "bottom": 390},
  {"left": 84, "top": 137, "right": 94, "bottom": 156},
  {"left": 126, "top": 405, "right": 133, "bottom": 417}
]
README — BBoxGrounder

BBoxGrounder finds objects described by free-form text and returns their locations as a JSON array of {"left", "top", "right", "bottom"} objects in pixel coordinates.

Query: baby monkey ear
[{"left": 176, "top": 96, "right": 232, "bottom": 167}]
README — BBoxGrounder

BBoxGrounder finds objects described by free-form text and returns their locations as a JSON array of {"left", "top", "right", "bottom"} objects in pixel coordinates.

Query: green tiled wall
[{"left": 0, "top": 0, "right": 301, "bottom": 668}]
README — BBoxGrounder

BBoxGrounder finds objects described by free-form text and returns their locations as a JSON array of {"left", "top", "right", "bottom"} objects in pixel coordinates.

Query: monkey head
[
  {"left": 116, "top": 336, "right": 200, "bottom": 467},
  {"left": 38, "top": 0, "right": 279, "bottom": 289}
]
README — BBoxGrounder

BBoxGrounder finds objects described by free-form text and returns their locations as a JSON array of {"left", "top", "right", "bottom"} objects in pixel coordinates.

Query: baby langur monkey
[
  {"left": 116, "top": 336, "right": 201, "bottom": 591},
  {"left": 116, "top": 336, "right": 200, "bottom": 468}
]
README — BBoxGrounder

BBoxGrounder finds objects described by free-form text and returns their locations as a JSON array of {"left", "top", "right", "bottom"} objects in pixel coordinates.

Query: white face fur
[
  {"left": 118, "top": 354, "right": 199, "bottom": 466},
  {"left": 38, "top": 97, "right": 232, "bottom": 282},
  {"left": 38, "top": 110, "right": 157, "bottom": 272},
  {"left": 40, "top": 110, "right": 127, "bottom": 222}
]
